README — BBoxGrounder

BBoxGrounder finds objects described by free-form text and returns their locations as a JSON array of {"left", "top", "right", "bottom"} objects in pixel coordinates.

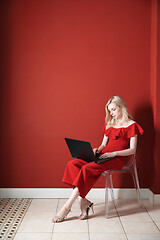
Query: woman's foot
[
  {"left": 79, "top": 199, "right": 94, "bottom": 220},
  {"left": 52, "top": 206, "right": 71, "bottom": 223}
]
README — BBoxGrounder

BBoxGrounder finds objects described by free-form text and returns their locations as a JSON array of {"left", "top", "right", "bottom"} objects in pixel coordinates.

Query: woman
[{"left": 52, "top": 96, "right": 143, "bottom": 223}]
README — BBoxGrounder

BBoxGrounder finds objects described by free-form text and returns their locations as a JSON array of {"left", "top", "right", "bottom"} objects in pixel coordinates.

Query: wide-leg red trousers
[{"left": 62, "top": 157, "right": 124, "bottom": 198}]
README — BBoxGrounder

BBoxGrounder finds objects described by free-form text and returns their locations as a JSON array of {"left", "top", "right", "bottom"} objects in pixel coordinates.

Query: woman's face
[{"left": 108, "top": 102, "right": 122, "bottom": 120}]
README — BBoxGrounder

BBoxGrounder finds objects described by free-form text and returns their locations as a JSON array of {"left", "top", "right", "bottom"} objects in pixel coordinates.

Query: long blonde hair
[{"left": 105, "top": 96, "right": 133, "bottom": 127}]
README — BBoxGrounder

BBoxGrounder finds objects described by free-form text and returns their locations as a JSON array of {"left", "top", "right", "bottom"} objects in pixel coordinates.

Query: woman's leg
[
  {"left": 73, "top": 159, "right": 124, "bottom": 198},
  {"left": 53, "top": 158, "right": 124, "bottom": 222},
  {"left": 79, "top": 196, "right": 92, "bottom": 217},
  {"left": 53, "top": 187, "right": 80, "bottom": 222},
  {"left": 56, "top": 160, "right": 102, "bottom": 221},
  {"left": 63, "top": 187, "right": 80, "bottom": 209},
  {"left": 53, "top": 159, "right": 91, "bottom": 222},
  {"left": 62, "top": 159, "right": 87, "bottom": 187}
]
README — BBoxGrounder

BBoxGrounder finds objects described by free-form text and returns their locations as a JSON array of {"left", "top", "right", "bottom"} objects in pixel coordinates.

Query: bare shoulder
[{"left": 127, "top": 120, "right": 136, "bottom": 127}]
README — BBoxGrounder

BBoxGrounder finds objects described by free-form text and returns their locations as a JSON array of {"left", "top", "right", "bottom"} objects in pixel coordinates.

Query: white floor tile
[
  {"left": 18, "top": 211, "right": 53, "bottom": 233},
  {"left": 12, "top": 198, "right": 160, "bottom": 240},
  {"left": 88, "top": 217, "right": 124, "bottom": 234},
  {"left": 51, "top": 232, "right": 89, "bottom": 240},
  {"left": 93, "top": 201, "right": 118, "bottom": 219},
  {"left": 90, "top": 233, "right": 127, "bottom": 240},
  {"left": 14, "top": 233, "right": 52, "bottom": 240},
  {"left": 146, "top": 206, "right": 160, "bottom": 222},
  {"left": 119, "top": 210, "right": 152, "bottom": 222},
  {"left": 127, "top": 233, "right": 160, "bottom": 240},
  {"left": 122, "top": 221, "right": 160, "bottom": 234},
  {"left": 28, "top": 199, "right": 58, "bottom": 212},
  {"left": 155, "top": 221, "right": 160, "bottom": 230},
  {"left": 115, "top": 199, "right": 144, "bottom": 215},
  {"left": 53, "top": 218, "right": 88, "bottom": 233}
]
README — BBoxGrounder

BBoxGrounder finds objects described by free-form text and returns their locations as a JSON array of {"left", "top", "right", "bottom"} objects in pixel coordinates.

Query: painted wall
[
  {"left": 150, "top": 0, "right": 160, "bottom": 194},
  {"left": 0, "top": 0, "right": 159, "bottom": 193}
]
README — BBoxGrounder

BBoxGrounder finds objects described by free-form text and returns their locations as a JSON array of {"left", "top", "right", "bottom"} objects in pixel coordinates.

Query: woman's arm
[
  {"left": 93, "top": 135, "right": 108, "bottom": 154},
  {"left": 99, "top": 135, "right": 138, "bottom": 159}
]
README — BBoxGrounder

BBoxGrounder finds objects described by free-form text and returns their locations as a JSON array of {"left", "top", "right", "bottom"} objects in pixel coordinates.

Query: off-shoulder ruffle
[{"left": 102, "top": 122, "right": 144, "bottom": 139}]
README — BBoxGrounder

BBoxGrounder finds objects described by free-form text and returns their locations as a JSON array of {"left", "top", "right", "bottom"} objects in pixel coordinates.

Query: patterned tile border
[{"left": 0, "top": 198, "right": 32, "bottom": 240}]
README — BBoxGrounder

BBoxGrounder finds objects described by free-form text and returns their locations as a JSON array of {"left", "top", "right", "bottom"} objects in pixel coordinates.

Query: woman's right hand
[{"left": 93, "top": 148, "right": 98, "bottom": 155}]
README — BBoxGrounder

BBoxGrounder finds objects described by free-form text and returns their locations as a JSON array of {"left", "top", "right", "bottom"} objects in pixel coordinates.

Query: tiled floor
[
  {"left": 13, "top": 198, "right": 160, "bottom": 240},
  {"left": 0, "top": 199, "right": 32, "bottom": 239}
]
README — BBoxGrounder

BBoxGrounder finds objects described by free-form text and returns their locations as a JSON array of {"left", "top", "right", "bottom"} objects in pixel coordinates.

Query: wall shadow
[
  {"left": 0, "top": 1, "right": 13, "bottom": 187},
  {"left": 118, "top": 103, "right": 155, "bottom": 190}
]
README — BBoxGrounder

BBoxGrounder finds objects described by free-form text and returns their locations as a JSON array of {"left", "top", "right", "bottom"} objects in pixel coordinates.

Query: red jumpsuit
[{"left": 62, "top": 122, "right": 143, "bottom": 198}]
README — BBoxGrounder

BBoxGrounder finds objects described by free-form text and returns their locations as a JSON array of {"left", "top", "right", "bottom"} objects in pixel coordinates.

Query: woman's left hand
[{"left": 99, "top": 152, "right": 116, "bottom": 159}]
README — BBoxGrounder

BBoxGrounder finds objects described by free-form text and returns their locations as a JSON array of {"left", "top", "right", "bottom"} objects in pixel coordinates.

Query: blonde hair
[{"left": 105, "top": 96, "right": 133, "bottom": 127}]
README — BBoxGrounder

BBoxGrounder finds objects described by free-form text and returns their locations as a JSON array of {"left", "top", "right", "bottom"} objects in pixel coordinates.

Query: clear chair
[{"left": 103, "top": 154, "right": 143, "bottom": 218}]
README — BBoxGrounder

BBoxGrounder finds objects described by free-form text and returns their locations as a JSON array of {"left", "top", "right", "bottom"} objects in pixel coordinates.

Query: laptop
[{"left": 64, "top": 138, "right": 114, "bottom": 164}]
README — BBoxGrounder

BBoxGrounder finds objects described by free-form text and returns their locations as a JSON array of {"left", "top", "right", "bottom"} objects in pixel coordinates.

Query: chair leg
[
  {"left": 105, "top": 172, "right": 111, "bottom": 218},
  {"left": 109, "top": 174, "right": 115, "bottom": 201},
  {"left": 131, "top": 162, "right": 143, "bottom": 207}
]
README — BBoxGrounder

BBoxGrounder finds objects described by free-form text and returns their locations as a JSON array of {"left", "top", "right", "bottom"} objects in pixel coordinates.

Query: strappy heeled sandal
[
  {"left": 52, "top": 207, "right": 71, "bottom": 223},
  {"left": 79, "top": 202, "right": 94, "bottom": 220}
]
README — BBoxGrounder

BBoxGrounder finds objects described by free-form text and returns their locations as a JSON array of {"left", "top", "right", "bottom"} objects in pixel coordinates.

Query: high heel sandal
[
  {"left": 52, "top": 207, "right": 71, "bottom": 223},
  {"left": 79, "top": 203, "right": 94, "bottom": 220}
]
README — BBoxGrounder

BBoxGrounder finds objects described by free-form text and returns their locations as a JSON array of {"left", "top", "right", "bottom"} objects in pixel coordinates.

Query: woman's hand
[
  {"left": 93, "top": 148, "right": 98, "bottom": 155},
  {"left": 99, "top": 152, "right": 117, "bottom": 159}
]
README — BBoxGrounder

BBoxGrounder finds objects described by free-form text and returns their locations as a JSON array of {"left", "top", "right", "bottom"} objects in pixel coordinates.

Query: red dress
[{"left": 62, "top": 122, "right": 144, "bottom": 198}]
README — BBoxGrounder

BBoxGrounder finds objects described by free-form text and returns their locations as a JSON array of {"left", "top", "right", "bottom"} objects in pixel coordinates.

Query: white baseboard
[
  {"left": 1, "top": 188, "right": 159, "bottom": 203},
  {"left": 149, "top": 189, "right": 160, "bottom": 205}
]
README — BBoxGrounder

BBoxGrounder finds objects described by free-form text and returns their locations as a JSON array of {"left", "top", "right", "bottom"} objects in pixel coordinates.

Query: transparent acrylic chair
[{"left": 103, "top": 154, "right": 143, "bottom": 218}]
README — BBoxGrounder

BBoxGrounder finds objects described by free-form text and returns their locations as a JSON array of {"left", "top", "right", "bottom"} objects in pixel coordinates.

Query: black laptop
[{"left": 65, "top": 138, "right": 114, "bottom": 164}]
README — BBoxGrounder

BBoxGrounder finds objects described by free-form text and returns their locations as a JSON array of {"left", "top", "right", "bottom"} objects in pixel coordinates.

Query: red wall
[
  {"left": 156, "top": 0, "right": 160, "bottom": 194},
  {"left": 1, "top": 0, "right": 159, "bottom": 193},
  {"left": 150, "top": 0, "right": 160, "bottom": 194}
]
